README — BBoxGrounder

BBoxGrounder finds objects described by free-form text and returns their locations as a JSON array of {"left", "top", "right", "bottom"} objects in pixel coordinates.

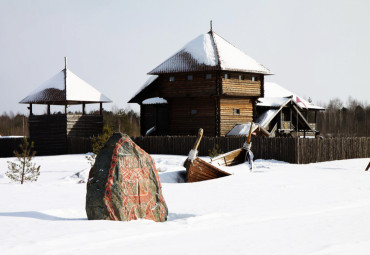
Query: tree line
[
  {"left": 1, "top": 97, "right": 369, "bottom": 138},
  {"left": 316, "top": 97, "right": 370, "bottom": 137}
]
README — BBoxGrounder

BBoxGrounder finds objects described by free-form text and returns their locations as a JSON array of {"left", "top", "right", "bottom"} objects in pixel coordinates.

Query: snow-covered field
[{"left": 1, "top": 154, "right": 369, "bottom": 255}]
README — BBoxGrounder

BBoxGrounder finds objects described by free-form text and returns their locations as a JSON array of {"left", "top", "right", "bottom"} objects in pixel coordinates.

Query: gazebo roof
[
  {"left": 20, "top": 66, "right": 112, "bottom": 105},
  {"left": 148, "top": 31, "right": 272, "bottom": 75}
]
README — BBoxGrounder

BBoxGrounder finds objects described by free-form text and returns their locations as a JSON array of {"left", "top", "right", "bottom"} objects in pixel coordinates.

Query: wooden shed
[
  {"left": 19, "top": 59, "right": 111, "bottom": 155},
  {"left": 129, "top": 29, "right": 272, "bottom": 136}
]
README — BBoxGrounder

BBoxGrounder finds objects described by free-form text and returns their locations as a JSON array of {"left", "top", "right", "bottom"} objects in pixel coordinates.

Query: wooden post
[
  {"left": 47, "top": 104, "right": 51, "bottom": 115},
  {"left": 29, "top": 104, "right": 33, "bottom": 116},
  {"left": 99, "top": 102, "right": 103, "bottom": 115},
  {"left": 366, "top": 162, "right": 370, "bottom": 171},
  {"left": 297, "top": 108, "right": 300, "bottom": 164},
  {"left": 82, "top": 103, "right": 86, "bottom": 115},
  {"left": 65, "top": 104, "right": 67, "bottom": 114}
]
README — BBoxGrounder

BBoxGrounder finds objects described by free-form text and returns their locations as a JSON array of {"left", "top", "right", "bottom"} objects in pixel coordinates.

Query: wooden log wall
[
  {"left": 159, "top": 72, "right": 217, "bottom": 97},
  {"left": 29, "top": 114, "right": 67, "bottom": 155},
  {"left": 141, "top": 105, "right": 156, "bottom": 135},
  {"left": 67, "top": 114, "right": 103, "bottom": 138},
  {"left": 0, "top": 137, "right": 24, "bottom": 157},
  {"left": 27, "top": 114, "right": 103, "bottom": 156},
  {"left": 219, "top": 98, "right": 253, "bottom": 136},
  {"left": 168, "top": 97, "right": 216, "bottom": 136},
  {"left": 221, "top": 73, "right": 262, "bottom": 96}
]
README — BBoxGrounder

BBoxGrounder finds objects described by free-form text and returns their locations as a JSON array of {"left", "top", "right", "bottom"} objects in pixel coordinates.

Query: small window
[
  {"left": 190, "top": 109, "right": 197, "bottom": 115},
  {"left": 233, "top": 109, "right": 240, "bottom": 115},
  {"left": 239, "top": 75, "right": 244, "bottom": 80},
  {"left": 187, "top": 75, "right": 193, "bottom": 81},
  {"left": 205, "top": 74, "right": 212, "bottom": 79},
  {"left": 225, "top": 74, "right": 230, "bottom": 79},
  {"left": 169, "top": 76, "right": 175, "bottom": 82},
  {"left": 251, "top": 76, "right": 255, "bottom": 81}
]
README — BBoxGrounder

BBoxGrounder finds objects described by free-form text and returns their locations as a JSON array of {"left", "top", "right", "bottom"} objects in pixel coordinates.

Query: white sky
[{"left": 0, "top": 0, "right": 369, "bottom": 115}]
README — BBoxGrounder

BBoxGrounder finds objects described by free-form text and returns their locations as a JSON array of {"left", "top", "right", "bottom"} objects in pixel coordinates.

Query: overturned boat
[
  {"left": 210, "top": 122, "right": 256, "bottom": 170},
  {"left": 184, "top": 129, "right": 230, "bottom": 183}
]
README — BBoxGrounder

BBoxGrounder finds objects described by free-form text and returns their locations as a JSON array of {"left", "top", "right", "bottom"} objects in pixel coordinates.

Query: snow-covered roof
[
  {"left": 142, "top": 97, "right": 167, "bottom": 105},
  {"left": 258, "top": 82, "right": 325, "bottom": 110},
  {"left": 149, "top": 31, "right": 272, "bottom": 75},
  {"left": 20, "top": 68, "right": 112, "bottom": 105},
  {"left": 129, "top": 75, "right": 159, "bottom": 103},
  {"left": 255, "top": 109, "right": 280, "bottom": 128},
  {"left": 226, "top": 123, "right": 270, "bottom": 136},
  {"left": 226, "top": 123, "right": 255, "bottom": 136}
]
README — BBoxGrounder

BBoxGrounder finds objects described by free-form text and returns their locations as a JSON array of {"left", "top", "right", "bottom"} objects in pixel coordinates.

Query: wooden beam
[{"left": 293, "top": 105, "right": 314, "bottom": 132}]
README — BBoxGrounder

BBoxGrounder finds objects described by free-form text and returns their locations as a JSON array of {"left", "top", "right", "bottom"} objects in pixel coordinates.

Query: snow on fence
[{"left": 1, "top": 136, "right": 369, "bottom": 164}]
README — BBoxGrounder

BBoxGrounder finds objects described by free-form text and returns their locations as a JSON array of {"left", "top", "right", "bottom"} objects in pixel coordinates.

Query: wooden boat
[
  {"left": 184, "top": 128, "right": 230, "bottom": 183},
  {"left": 210, "top": 122, "right": 255, "bottom": 170}
]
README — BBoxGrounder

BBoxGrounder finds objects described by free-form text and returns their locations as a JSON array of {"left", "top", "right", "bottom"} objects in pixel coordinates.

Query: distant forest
[
  {"left": 316, "top": 97, "right": 370, "bottom": 137},
  {"left": 1, "top": 97, "right": 369, "bottom": 138}
]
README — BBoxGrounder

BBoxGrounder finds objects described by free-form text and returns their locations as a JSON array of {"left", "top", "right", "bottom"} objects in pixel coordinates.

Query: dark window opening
[
  {"left": 239, "top": 75, "right": 244, "bottom": 80},
  {"left": 169, "top": 76, "right": 175, "bottom": 82},
  {"left": 233, "top": 109, "right": 240, "bottom": 115},
  {"left": 225, "top": 74, "right": 231, "bottom": 79},
  {"left": 205, "top": 74, "right": 212, "bottom": 79},
  {"left": 190, "top": 109, "right": 197, "bottom": 115},
  {"left": 187, "top": 75, "right": 193, "bottom": 81}
]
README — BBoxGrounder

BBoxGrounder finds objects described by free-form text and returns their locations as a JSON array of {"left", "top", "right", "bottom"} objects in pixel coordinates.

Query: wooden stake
[{"left": 366, "top": 162, "right": 370, "bottom": 171}]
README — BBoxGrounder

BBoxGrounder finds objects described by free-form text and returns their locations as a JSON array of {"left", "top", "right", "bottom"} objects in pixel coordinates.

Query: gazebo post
[
  {"left": 82, "top": 103, "right": 86, "bottom": 115},
  {"left": 47, "top": 104, "right": 51, "bottom": 115},
  {"left": 100, "top": 102, "right": 103, "bottom": 115},
  {"left": 65, "top": 104, "right": 67, "bottom": 114}
]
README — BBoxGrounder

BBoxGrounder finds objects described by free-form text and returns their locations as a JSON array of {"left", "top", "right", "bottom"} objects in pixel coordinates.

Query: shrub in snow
[
  {"left": 6, "top": 137, "right": 40, "bottom": 184},
  {"left": 208, "top": 144, "right": 224, "bottom": 158}
]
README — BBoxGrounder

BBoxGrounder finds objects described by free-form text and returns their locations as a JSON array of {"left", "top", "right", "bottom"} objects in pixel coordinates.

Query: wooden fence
[
  {"left": 131, "top": 136, "right": 370, "bottom": 164},
  {"left": 1, "top": 136, "right": 369, "bottom": 164}
]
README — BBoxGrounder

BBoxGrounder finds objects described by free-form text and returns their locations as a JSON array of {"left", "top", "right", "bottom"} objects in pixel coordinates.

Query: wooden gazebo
[{"left": 19, "top": 58, "right": 111, "bottom": 155}]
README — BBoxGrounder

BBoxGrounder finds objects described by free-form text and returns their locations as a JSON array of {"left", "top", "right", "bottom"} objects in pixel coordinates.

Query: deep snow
[{"left": 1, "top": 154, "right": 369, "bottom": 255}]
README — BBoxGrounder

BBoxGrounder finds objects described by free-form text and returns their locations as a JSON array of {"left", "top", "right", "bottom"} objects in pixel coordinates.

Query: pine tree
[
  {"left": 86, "top": 125, "right": 113, "bottom": 166},
  {"left": 6, "top": 137, "right": 40, "bottom": 184}
]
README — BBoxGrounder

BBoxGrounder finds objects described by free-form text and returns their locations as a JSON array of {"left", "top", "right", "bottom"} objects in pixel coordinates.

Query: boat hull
[{"left": 186, "top": 158, "right": 231, "bottom": 183}]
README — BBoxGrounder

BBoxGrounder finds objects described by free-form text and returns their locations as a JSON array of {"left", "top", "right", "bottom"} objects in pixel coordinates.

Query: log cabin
[
  {"left": 19, "top": 58, "right": 111, "bottom": 155},
  {"left": 227, "top": 82, "right": 325, "bottom": 137},
  {"left": 129, "top": 29, "right": 273, "bottom": 136}
]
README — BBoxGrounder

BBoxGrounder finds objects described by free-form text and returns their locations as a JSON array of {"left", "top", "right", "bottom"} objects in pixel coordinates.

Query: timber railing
[{"left": 1, "top": 136, "right": 369, "bottom": 164}]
